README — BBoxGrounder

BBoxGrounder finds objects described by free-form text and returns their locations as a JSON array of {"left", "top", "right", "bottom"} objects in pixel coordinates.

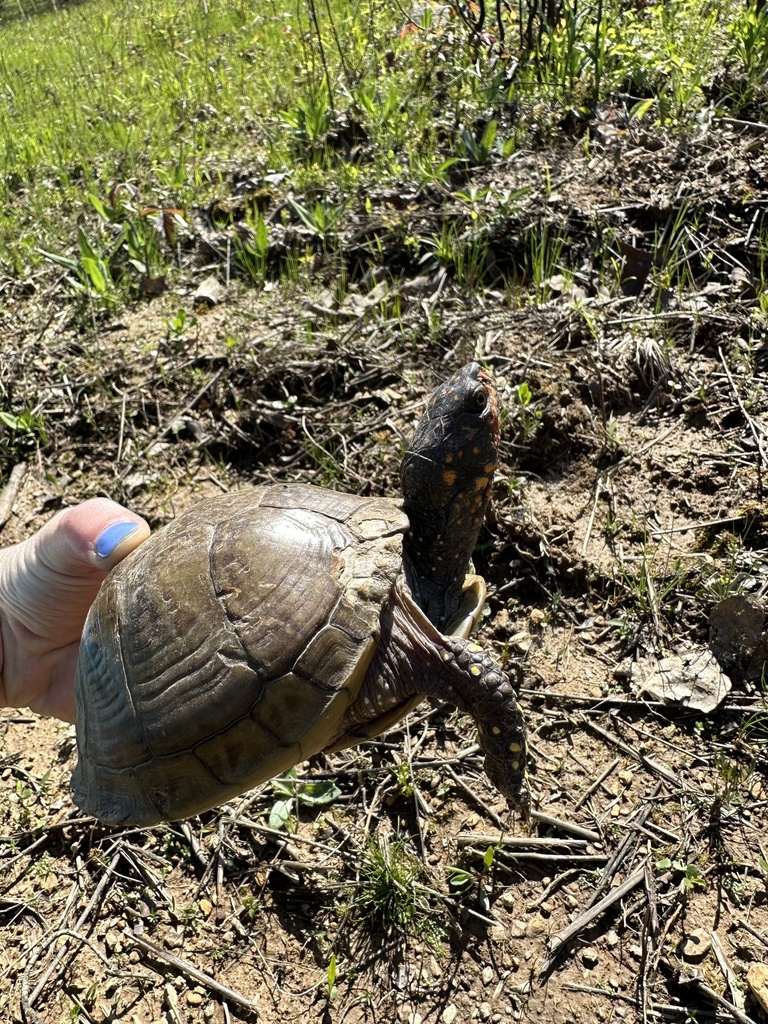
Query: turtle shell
[{"left": 72, "top": 483, "right": 408, "bottom": 825}]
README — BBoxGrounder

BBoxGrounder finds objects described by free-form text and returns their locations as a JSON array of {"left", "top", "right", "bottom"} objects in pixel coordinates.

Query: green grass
[{"left": 1, "top": 0, "right": 767, "bottom": 292}]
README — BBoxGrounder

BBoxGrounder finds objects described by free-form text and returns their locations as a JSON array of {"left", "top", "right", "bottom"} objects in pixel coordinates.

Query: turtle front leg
[{"left": 437, "top": 637, "right": 530, "bottom": 821}]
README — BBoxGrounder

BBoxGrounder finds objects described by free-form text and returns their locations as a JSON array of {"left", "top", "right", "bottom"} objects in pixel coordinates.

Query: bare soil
[{"left": 2, "top": 112, "right": 768, "bottom": 1024}]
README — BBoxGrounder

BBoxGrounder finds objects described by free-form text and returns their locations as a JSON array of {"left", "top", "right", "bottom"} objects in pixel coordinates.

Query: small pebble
[
  {"left": 186, "top": 991, "right": 204, "bottom": 1007},
  {"left": 582, "top": 947, "right": 599, "bottom": 969},
  {"left": 478, "top": 1002, "right": 492, "bottom": 1020},
  {"left": 525, "top": 915, "right": 548, "bottom": 938},
  {"left": 442, "top": 1005, "right": 458, "bottom": 1024},
  {"left": 481, "top": 966, "right": 494, "bottom": 985}
]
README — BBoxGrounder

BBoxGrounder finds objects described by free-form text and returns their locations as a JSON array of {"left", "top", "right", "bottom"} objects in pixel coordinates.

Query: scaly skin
[
  {"left": 400, "top": 363, "right": 500, "bottom": 632},
  {"left": 331, "top": 582, "right": 530, "bottom": 819}
]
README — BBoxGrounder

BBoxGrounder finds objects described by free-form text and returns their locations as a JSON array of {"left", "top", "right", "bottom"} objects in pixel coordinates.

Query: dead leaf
[{"left": 630, "top": 643, "right": 731, "bottom": 713}]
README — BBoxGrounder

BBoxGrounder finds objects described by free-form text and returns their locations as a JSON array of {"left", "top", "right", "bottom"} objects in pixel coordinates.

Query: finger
[{"left": 32, "top": 498, "right": 151, "bottom": 576}]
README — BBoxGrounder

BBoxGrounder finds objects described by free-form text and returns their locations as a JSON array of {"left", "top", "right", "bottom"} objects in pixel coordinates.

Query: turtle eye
[{"left": 467, "top": 385, "right": 488, "bottom": 413}]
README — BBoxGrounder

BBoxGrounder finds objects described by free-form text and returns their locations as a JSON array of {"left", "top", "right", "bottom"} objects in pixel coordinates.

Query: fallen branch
[
  {"left": 0, "top": 462, "right": 27, "bottom": 530},
  {"left": 129, "top": 931, "right": 259, "bottom": 1014},
  {"left": 539, "top": 864, "right": 647, "bottom": 976}
]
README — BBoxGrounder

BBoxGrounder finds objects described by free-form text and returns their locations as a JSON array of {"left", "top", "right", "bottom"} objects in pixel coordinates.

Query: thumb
[
  {"left": 1, "top": 498, "right": 151, "bottom": 645},
  {"left": 0, "top": 498, "right": 151, "bottom": 722},
  {"left": 32, "top": 497, "right": 152, "bottom": 577}
]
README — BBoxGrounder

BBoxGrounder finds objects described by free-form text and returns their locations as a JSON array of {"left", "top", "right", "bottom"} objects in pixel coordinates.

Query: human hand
[{"left": 0, "top": 499, "right": 150, "bottom": 722}]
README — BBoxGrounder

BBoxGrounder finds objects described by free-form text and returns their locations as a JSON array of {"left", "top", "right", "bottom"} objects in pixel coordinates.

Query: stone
[
  {"left": 442, "top": 1005, "right": 459, "bottom": 1024},
  {"left": 194, "top": 275, "right": 227, "bottom": 306},
  {"left": 582, "top": 947, "right": 599, "bottom": 969},
  {"left": 681, "top": 928, "right": 711, "bottom": 963},
  {"left": 525, "top": 915, "right": 548, "bottom": 938},
  {"left": 747, "top": 962, "right": 768, "bottom": 1014}
]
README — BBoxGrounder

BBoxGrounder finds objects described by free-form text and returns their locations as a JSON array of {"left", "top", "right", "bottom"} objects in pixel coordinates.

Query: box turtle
[{"left": 72, "top": 363, "right": 529, "bottom": 825}]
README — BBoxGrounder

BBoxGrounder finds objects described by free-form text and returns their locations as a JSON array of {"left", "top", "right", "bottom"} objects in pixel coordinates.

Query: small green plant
[
  {"left": 234, "top": 209, "right": 270, "bottom": 285},
  {"left": 288, "top": 195, "right": 350, "bottom": 247},
  {"left": 268, "top": 767, "right": 341, "bottom": 830},
  {"left": 37, "top": 226, "right": 120, "bottom": 305},
  {"left": 325, "top": 953, "right": 338, "bottom": 1006},
  {"left": 240, "top": 894, "right": 260, "bottom": 922},
  {"left": 713, "top": 751, "right": 753, "bottom": 807},
  {"left": 349, "top": 836, "right": 442, "bottom": 943},
  {"left": 740, "top": 679, "right": 768, "bottom": 745},
  {"left": 281, "top": 90, "right": 333, "bottom": 159},
  {"left": 511, "top": 381, "right": 542, "bottom": 440},
  {"left": 656, "top": 856, "right": 707, "bottom": 892},
  {"left": 0, "top": 406, "right": 47, "bottom": 445},
  {"left": 389, "top": 762, "right": 415, "bottom": 798},
  {"left": 457, "top": 120, "right": 501, "bottom": 166},
  {"left": 447, "top": 843, "right": 497, "bottom": 895}
]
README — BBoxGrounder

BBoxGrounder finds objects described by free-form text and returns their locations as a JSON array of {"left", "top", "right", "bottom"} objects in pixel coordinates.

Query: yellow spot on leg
[{"left": 469, "top": 665, "right": 482, "bottom": 677}]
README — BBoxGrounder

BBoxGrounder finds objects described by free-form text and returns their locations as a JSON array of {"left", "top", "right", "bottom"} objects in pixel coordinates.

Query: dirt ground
[{"left": 2, "top": 111, "right": 768, "bottom": 1024}]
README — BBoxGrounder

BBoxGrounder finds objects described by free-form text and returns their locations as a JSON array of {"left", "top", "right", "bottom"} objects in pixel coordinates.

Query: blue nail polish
[{"left": 95, "top": 522, "right": 140, "bottom": 559}]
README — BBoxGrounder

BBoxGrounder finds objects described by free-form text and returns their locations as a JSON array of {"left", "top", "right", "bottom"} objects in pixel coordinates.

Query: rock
[
  {"left": 194, "top": 275, "right": 227, "bottom": 306},
  {"left": 104, "top": 929, "right": 123, "bottom": 955},
  {"left": 629, "top": 643, "right": 731, "bottom": 712},
  {"left": 581, "top": 947, "right": 599, "bottom": 969},
  {"left": 164, "top": 930, "right": 183, "bottom": 950},
  {"left": 709, "top": 594, "right": 768, "bottom": 678},
  {"left": 199, "top": 897, "right": 213, "bottom": 917},
  {"left": 186, "top": 990, "right": 205, "bottom": 1006},
  {"left": 681, "top": 928, "right": 711, "bottom": 963},
  {"left": 481, "top": 966, "right": 494, "bottom": 985},
  {"left": 747, "top": 963, "right": 768, "bottom": 1014},
  {"left": 479, "top": 1002, "right": 492, "bottom": 1020},
  {"left": 525, "top": 915, "right": 548, "bottom": 938},
  {"left": 442, "top": 1005, "right": 459, "bottom": 1024}
]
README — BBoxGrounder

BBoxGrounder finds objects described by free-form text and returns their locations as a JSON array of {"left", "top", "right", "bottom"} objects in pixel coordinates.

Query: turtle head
[{"left": 400, "top": 362, "right": 500, "bottom": 630}]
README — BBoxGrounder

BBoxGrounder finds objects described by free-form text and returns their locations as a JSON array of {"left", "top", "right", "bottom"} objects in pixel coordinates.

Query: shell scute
[{"left": 192, "top": 711, "right": 293, "bottom": 788}]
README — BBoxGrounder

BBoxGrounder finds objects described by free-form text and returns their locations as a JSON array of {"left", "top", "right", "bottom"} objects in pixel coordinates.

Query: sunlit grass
[{"left": 0, "top": 0, "right": 766, "bottom": 281}]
